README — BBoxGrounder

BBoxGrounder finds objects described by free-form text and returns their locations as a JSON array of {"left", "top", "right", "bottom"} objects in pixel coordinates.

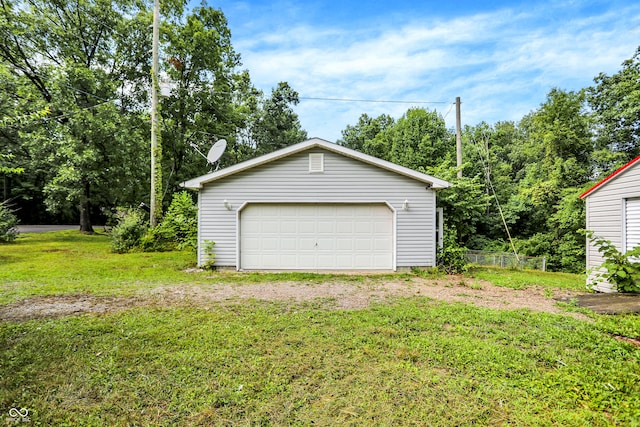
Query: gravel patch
[{"left": 0, "top": 277, "right": 589, "bottom": 322}]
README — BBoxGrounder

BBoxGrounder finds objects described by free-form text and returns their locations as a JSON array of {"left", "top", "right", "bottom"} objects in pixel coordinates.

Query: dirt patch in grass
[
  {"left": 0, "top": 276, "right": 588, "bottom": 322},
  {"left": 0, "top": 294, "right": 139, "bottom": 321}
]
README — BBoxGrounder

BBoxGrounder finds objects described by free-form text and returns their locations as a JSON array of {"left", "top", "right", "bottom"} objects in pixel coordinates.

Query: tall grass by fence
[{"left": 465, "top": 250, "right": 546, "bottom": 271}]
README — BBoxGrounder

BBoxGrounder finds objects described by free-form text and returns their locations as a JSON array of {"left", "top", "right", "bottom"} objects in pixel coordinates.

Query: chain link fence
[{"left": 465, "top": 250, "right": 547, "bottom": 271}]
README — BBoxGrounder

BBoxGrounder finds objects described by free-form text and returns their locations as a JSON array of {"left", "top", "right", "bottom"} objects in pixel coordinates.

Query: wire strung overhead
[
  {"left": 471, "top": 134, "right": 520, "bottom": 262},
  {"left": 298, "top": 96, "right": 451, "bottom": 105}
]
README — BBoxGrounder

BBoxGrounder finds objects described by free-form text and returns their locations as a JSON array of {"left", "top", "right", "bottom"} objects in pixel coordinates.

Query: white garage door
[
  {"left": 626, "top": 198, "right": 640, "bottom": 253},
  {"left": 240, "top": 203, "right": 393, "bottom": 270}
]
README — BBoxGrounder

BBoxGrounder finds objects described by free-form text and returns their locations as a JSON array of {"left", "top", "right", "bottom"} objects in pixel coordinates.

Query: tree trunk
[
  {"left": 79, "top": 182, "right": 94, "bottom": 233},
  {"left": 3, "top": 175, "right": 9, "bottom": 201}
]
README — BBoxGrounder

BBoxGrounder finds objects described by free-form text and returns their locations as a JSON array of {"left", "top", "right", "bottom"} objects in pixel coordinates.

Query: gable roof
[
  {"left": 580, "top": 155, "right": 640, "bottom": 199},
  {"left": 181, "top": 137, "right": 453, "bottom": 190}
]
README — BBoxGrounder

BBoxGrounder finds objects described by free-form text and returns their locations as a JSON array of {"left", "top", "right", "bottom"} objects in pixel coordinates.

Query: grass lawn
[{"left": 1, "top": 231, "right": 639, "bottom": 426}]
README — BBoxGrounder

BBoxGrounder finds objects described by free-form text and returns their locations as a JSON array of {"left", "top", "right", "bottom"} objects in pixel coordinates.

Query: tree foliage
[
  {"left": 0, "top": 0, "right": 151, "bottom": 231},
  {"left": 588, "top": 46, "right": 640, "bottom": 173},
  {"left": 251, "top": 82, "right": 308, "bottom": 156},
  {"left": 339, "top": 113, "right": 394, "bottom": 153},
  {"left": 1, "top": 0, "right": 307, "bottom": 229},
  {"left": 0, "top": 200, "right": 18, "bottom": 242}
]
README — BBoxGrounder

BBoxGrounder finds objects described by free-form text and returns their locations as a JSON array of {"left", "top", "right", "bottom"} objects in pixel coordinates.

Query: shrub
[
  {"left": 110, "top": 192, "right": 198, "bottom": 254},
  {"left": 0, "top": 201, "right": 19, "bottom": 243},
  {"left": 109, "top": 208, "right": 148, "bottom": 253},
  {"left": 152, "top": 191, "right": 198, "bottom": 251},
  {"left": 585, "top": 230, "right": 640, "bottom": 293},
  {"left": 437, "top": 227, "right": 467, "bottom": 274},
  {"left": 202, "top": 240, "right": 216, "bottom": 269},
  {"left": 138, "top": 226, "right": 169, "bottom": 252}
]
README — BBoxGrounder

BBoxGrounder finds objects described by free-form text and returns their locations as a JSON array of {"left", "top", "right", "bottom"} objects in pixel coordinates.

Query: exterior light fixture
[
  {"left": 403, "top": 200, "right": 409, "bottom": 210},
  {"left": 223, "top": 199, "right": 232, "bottom": 211}
]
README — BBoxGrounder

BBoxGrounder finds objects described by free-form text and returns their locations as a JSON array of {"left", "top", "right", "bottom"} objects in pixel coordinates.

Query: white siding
[
  {"left": 198, "top": 149, "right": 438, "bottom": 268},
  {"left": 585, "top": 163, "right": 640, "bottom": 291}
]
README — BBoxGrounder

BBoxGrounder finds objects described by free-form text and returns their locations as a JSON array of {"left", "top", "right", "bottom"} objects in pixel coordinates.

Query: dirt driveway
[{"left": 0, "top": 276, "right": 588, "bottom": 322}]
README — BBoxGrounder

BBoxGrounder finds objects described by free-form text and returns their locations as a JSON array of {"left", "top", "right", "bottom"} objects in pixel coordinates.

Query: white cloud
[{"left": 231, "top": 1, "right": 640, "bottom": 140}]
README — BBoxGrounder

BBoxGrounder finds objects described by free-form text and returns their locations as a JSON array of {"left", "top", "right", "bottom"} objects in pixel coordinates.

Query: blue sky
[{"left": 204, "top": 0, "right": 640, "bottom": 141}]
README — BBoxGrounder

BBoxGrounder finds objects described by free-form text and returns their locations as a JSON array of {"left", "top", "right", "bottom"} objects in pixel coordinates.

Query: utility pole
[
  {"left": 150, "top": 0, "right": 162, "bottom": 226},
  {"left": 455, "top": 96, "right": 462, "bottom": 178}
]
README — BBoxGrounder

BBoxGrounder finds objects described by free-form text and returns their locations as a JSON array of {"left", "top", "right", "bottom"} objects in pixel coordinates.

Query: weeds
[
  {"left": 466, "top": 266, "right": 584, "bottom": 290},
  {"left": 1, "top": 301, "right": 639, "bottom": 426},
  {"left": 1, "top": 232, "right": 639, "bottom": 425}
]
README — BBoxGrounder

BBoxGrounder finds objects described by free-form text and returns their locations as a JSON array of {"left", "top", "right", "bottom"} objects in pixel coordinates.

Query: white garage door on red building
[
  {"left": 240, "top": 203, "right": 393, "bottom": 270},
  {"left": 626, "top": 198, "right": 640, "bottom": 253}
]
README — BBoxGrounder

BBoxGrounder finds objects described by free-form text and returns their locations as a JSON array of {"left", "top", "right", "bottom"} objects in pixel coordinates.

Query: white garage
[
  {"left": 240, "top": 203, "right": 393, "bottom": 270},
  {"left": 182, "top": 138, "right": 451, "bottom": 271}
]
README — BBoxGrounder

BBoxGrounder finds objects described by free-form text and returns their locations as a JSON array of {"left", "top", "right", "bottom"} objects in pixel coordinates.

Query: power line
[
  {"left": 299, "top": 96, "right": 450, "bottom": 105},
  {"left": 442, "top": 102, "right": 455, "bottom": 119},
  {"left": 59, "top": 83, "right": 113, "bottom": 103},
  {"left": 472, "top": 136, "right": 520, "bottom": 261}
]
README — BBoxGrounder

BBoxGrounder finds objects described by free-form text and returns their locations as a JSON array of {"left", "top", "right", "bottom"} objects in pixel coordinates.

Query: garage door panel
[
  {"left": 336, "top": 238, "right": 353, "bottom": 250},
  {"left": 243, "top": 237, "right": 260, "bottom": 250},
  {"left": 317, "top": 237, "right": 336, "bottom": 249},
  {"left": 299, "top": 238, "right": 317, "bottom": 250},
  {"left": 262, "top": 254, "right": 280, "bottom": 268},
  {"left": 242, "top": 220, "right": 261, "bottom": 233},
  {"left": 354, "top": 222, "right": 373, "bottom": 234},
  {"left": 298, "top": 221, "right": 315, "bottom": 233},
  {"left": 262, "top": 239, "right": 279, "bottom": 250},
  {"left": 354, "top": 255, "right": 374, "bottom": 269},
  {"left": 280, "top": 238, "right": 297, "bottom": 250},
  {"left": 373, "top": 254, "right": 391, "bottom": 265},
  {"left": 241, "top": 203, "right": 393, "bottom": 270},
  {"left": 298, "top": 208, "right": 316, "bottom": 217},
  {"left": 280, "top": 222, "right": 296, "bottom": 234},
  {"left": 317, "top": 254, "right": 336, "bottom": 265},
  {"left": 375, "top": 238, "right": 392, "bottom": 250},
  {"left": 298, "top": 254, "right": 317, "bottom": 265},
  {"left": 336, "top": 258, "right": 353, "bottom": 268},
  {"left": 317, "top": 221, "right": 335, "bottom": 233},
  {"left": 354, "top": 238, "right": 373, "bottom": 250},
  {"left": 337, "top": 222, "right": 353, "bottom": 233}
]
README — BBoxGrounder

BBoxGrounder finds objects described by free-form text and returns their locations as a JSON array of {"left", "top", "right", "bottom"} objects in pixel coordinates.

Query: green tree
[
  {"left": 461, "top": 121, "right": 522, "bottom": 247},
  {"left": 523, "top": 88, "right": 592, "bottom": 187},
  {"left": 501, "top": 89, "right": 592, "bottom": 270},
  {"left": 588, "top": 46, "right": 640, "bottom": 173},
  {"left": 0, "top": 0, "right": 150, "bottom": 231},
  {"left": 160, "top": 4, "right": 246, "bottom": 193},
  {"left": 251, "top": 82, "right": 308, "bottom": 156},
  {"left": 377, "top": 108, "right": 452, "bottom": 171},
  {"left": 338, "top": 113, "right": 394, "bottom": 153},
  {"left": 430, "top": 162, "right": 492, "bottom": 245},
  {"left": 340, "top": 107, "right": 488, "bottom": 245}
]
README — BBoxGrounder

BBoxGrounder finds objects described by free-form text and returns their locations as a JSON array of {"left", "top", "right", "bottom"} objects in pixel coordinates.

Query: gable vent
[{"left": 309, "top": 153, "right": 324, "bottom": 173}]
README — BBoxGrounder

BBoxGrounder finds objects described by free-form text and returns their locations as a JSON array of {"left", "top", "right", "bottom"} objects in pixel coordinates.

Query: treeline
[
  {"left": 338, "top": 47, "right": 640, "bottom": 272},
  {"left": 0, "top": 0, "right": 307, "bottom": 231}
]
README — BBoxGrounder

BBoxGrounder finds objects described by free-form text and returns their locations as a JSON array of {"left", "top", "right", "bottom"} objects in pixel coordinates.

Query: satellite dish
[{"left": 207, "top": 139, "right": 227, "bottom": 164}]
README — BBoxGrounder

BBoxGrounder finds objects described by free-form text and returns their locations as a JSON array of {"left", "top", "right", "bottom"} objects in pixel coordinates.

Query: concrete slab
[{"left": 572, "top": 293, "right": 640, "bottom": 315}]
